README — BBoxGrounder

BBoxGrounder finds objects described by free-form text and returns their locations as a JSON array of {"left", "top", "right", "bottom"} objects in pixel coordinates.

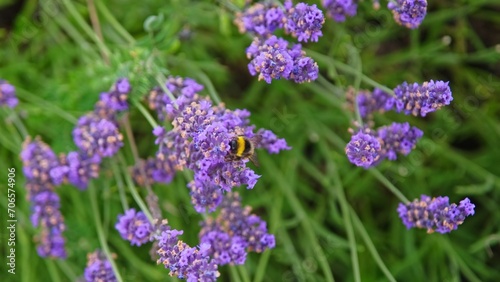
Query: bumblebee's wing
[
  {"left": 250, "top": 134, "right": 263, "bottom": 147},
  {"left": 249, "top": 152, "right": 259, "bottom": 167}
]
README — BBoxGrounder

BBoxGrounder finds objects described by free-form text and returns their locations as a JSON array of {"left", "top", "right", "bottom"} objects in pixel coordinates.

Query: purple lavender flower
[
  {"left": 155, "top": 229, "right": 220, "bottom": 281},
  {"left": 0, "top": 80, "right": 18, "bottom": 108},
  {"left": 257, "top": 129, "right": 292, "bottom": 153},
  {"left": 72, "top": 114, "right": 124, "bottom": 157},
  {"left": 247, "top": 36, "right": 318, "bottom": 83},
  {"left": 377, "top": 122, "right": 423, "bottom": 161},
  {"left": 322, "top": 0, "right": 358, "bottom": 22},
  {"left": 345, "top": 130, "right": 381, "bottom": 168},
  {"left": 146, "top": 76, "right": 204, "bottom": 120},
  {"left": 66, "top": 151, "right": 101, "bottom": 190},
  {"left": 115, "top": 208, "right": 153, "bottom": 246},
  {"left": 21, "top": 137, "right": 67, "bottom": 258},
  {"left": 234, "top": 2, "right": 286, "bottom": 36},
  {"left": 188, "top": 177, "right": 223, "bottom": 213},
  {"left": 357, "top": 88, "right": 395, "bottom": 118},
  {"left": 398, "top": 195, "right": 475, "bottom": 233},
  {"left": 199, "top": 230, "right": 248, "bottom": 265},
  {"left": 284, "top": 0, "right": 325, "bottom": 42},
  {"left": 200, "top": 192, "right": 276, "bottom": 260},
  {"left": 98, "top": 78, "right": 131, "bottom": 112},
  {"left": 388, "top": 0, "right": 427, "bottom": 29},
  {"left": 31, "top": 190, "right": 67, "bottom": 258},
  {"left": 84, "top": 250, "right": 117, "bottom": 282},
  {"left": 393, "top": 80, "right": 453, "bottom": 117}
]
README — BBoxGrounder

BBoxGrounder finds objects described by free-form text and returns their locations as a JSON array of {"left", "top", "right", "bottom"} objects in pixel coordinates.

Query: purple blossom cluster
[
  {"left": 388, "top": 0, "right": 427, "bottom": 29},
  {"left": 346, "top": 122, "right": 423, "bottom": 168},
  {"left": 393, "top": 80, "right": 453, "bottom": 117},
  {"left": 155, "top": 228, "right": 220, "bottom": 281},
  {"left": 115, "top": 208, "right": 154, "bottom": 246},
  {"left": 0, "top": 79, "right": 18, "bottom": 108},
  {"left": 398, "top": 195, "right": 475, "bottom": 233},
  {"left": 199, "top": 192, "right": 276, "bottom": 265},
  {"left": 145, "top": 76, "right": 290, "bottom": 212},
  {"left": 246, "top": 36, "right": 319, "bottom": 84},
  {"left": 21, "top": 137, "right": 67, "bottom": 258},
  {"left": 84, "top": 250, "right": 117, "bottom": 282},
  {"left": 346, "top": 80, "right": 452, "bottom": 167},
  {"left": 234, "top": 1, "right": 323, "bottom": 83},
  {"left": 20, "top": 79, "right": 131, "bottom": 259},
  {"left": 322, "top": 0, "right": 358, "bottom": 22}
]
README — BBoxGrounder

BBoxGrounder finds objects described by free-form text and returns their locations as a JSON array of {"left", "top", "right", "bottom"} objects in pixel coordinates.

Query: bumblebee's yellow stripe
[{"left": 236, "top": 136, "right": 245, "bottom": 156}]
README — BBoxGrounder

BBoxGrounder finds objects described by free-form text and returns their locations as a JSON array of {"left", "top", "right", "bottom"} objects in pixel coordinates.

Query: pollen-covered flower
[
  {"left": 155, "top": 229, "right": 220, "bottom": 281},
  {"left": 377, "top": 122, "right": 423, "bottom": 161},
  {"left": 345, "top": 130, "right": 381, "bottom": 168},
  {"left": 388, "top": 0, "right": 427, "bottom": 29},
  {"left": 247, "top": 36, "right": 318, "bottom": 84},
  {"left": 189, "top": 177, "right": 224, "bottom": 213},
  {"left": 234, "top": 2, "right": 286, "bottom": 36},
  {"left": 284, "top": 0, "right": 325, "bottom": 43},
  {"left": 393, "top": 80, "right": 453, "bottom": 117},
  {"left": 357, "top": 88, "right": 395, "bottom": 118},
  {"left": 146, "top": 76, "right": 204, "bottom": 120},
  {"left": 66, "top": 151, "right": 101, "bottom": 190},
  {"left": 322, "top": 0, "right": 358, "bottom": 22},
  {"left": 21, "top": 137, "right": 67, "bottom": 258},
  {"left": 115, "top": 208, "right": 153, "bottom": 246},
  {"left": 257, "top": 129, "right": 292, "bottom": 153},
  {"left": 398, "top": 195, "right": 475, "bottom": 233},
  {"left": 72, "top": 114, "right": 124, "bottom": 157},
  {"left": 0, "top": 80, "right": 18, "bottom": 108},
  {"left": 98, "top": 78, "right": 131, "bottom": 112},
  {"left": 84, "top": 250, "right": 117, "bottom": 282},
  {"left": 200, "top": 192, "right": 275, "bottom": 265}
]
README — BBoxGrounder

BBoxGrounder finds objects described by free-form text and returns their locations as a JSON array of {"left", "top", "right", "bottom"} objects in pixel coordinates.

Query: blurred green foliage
[{"left": 1, "top": 0, "right": 500, "bottom": 281}]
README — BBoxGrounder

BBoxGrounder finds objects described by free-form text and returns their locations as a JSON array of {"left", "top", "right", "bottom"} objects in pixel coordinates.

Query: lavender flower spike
[
  {"left": 84, "top": 250, "right": 117, "bottom": 282},
  {"left": 115, "top": 208, "right": 153, "bottom": 246},
  {"left": 322, "top": 0, "right": 358, "bottom": 22},
  {"left": 73, "top": 114, "right": 124, "bottom": 157},
  {"left": 0, "top": 80, "right": 18, "bottom": 108},
  {"left": 345, "top": 130, "right": 381, "bottom": 168},
  {"left": 284, "top": 0, "right": 325, "bottom": 43},
  {"left": 356, "top": 88, "right": 394, "bottom": 118},
  {"left": 398, "top": 195, "right": 475, "bottom": 233},
  {"left": 388, "top": 0, "right": 427, "bottom": 29},
  {"left": 393, "top": 80, "right": 453, "bottom": 117},
  {"left": 234, "top": 2, "right": 285, "bottom": 37},
  {"left": 377, "top": 122, "right": 423, "bottom": 161}
]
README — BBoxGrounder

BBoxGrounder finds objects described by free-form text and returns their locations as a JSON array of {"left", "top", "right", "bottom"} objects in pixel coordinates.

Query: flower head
[
  {"left": 0, "top": 80, "right": 18, "bottom": 108},
  {"left": 200, "top": 192, "right": 276, "bottom": 264},
  {"left": 357, "top": 88, "right": 395, "bottom": 118},
  {"left": 322, "top": 0, "right": 358, "bottom": 22},
  {"left": 284, "top": 1, "right": 325, "bottom": 43},
  {"left": 398, "top": 195, "right": 475, "bottom": 233},
  {"left": 21, "top": 137, "right": 67, "bottom": 258},
  {"left": 393, "top": 80, "right": 453, "bottom": 117},
  {"left": 234, "top": 3, "right": 286, "bottom": 37},
  {"left": 84, "top": 250, "right": 117, "bottom": 282},
  {"left": 247, "top": 36, "right": 318, "bottom": 84},
  {"left": 388, "top": 0, "right": 427, "bottom": 29},
  {"left": 115, "top": 208, "right": 153, "bottom": 246},
  {"left": 73, "top": 114, "right": 124, "bottom": 157},
  {"left": 66, "top": 151, "right": 101, "bottom": 190},
  {"left": 155, "top": 229, "right": 220, "bottom": 281},
  {"left": 377, "top": 122, "right": 423, "bottom": 161},
  {"left": 345, "top": 130, "right": 381, "bottom": 168}
]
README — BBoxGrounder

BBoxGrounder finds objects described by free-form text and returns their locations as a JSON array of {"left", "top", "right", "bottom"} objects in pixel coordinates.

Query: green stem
[
  {"left": 95, "top": 0, "right": 135, "bottom": 44},
  {"left": 155, "top": 74, "right": 178, "bottom": 109},
  {"left": 118, "top": 153, "right": 154, "bottom": 224},
  {"left": 194, "top": 70, "right": 222, "bottom": 105},
  {"left": 307, "top": 49, "right": 395, "bottom": 95},
  {"left": 60, "top": 0, "right": 111, "bottom": 58},
  {"left": 110, "top": 158, "right": 129, "bottom": 211},
  {"left": 349, "top": 206, "right": 397, "bottom": 282},
  {"left": 132, "top": 99, "right": 159, "bottom": 128},
  {"left": 369, "top": 169, "right": 410, "bottom": 204},
  {"left": 4, "top": 108, "right": 29, "bottom": 138},
  {"left": 237, "top": 266, "right": 251, "bottom": 282},
  {"left": 89, "top": 182, "right": 124, "bottom": 282},
  {"left": 15, "top": 88, "right": 78, "bottom": 124}
]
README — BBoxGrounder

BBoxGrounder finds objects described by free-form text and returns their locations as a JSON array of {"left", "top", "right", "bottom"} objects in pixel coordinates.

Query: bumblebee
[{"left": 225, "top": 135, "right": 262, "bottom": 166}]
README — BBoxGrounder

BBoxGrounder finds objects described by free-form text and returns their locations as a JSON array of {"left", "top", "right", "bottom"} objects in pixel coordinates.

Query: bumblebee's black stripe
[{"left": 243, "top": 138, "right": 252, "bottom": 154}]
